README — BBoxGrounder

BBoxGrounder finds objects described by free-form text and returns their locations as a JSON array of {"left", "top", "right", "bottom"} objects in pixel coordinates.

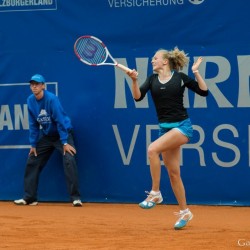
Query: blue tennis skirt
[{"left": 159, "top": 118, "right": 193, "bottom": 140}]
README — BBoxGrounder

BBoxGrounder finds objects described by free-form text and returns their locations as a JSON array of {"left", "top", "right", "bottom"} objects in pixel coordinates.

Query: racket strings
[{"left": 75, "top": 38, "right": 107, "bottom": 65}]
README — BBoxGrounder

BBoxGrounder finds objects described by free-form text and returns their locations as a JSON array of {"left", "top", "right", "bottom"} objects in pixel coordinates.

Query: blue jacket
[{"left": 27, "top": 90, "right": 72, "bottom": 147}]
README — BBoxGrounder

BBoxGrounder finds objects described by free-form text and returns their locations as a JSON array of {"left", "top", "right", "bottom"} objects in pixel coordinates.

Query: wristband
[
  {"left": 63, "top": 143, "right": 68, "bottom": 146},
  {"left": 193, "top": 70, "right": 199, "bottom": 73}
]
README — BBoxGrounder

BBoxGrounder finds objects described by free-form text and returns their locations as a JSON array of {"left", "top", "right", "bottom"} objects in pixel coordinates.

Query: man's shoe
[
  {"left": 139, "top": 191, "right": 163, "bottom": 209},
  {"left": 14, "top": 199, "right": 38, "bottom": 206},
  {"left": 174, "top": 209, "right": 193, "bottom": 230},
  {"left": 73, "top": 199, "right": 82, "bottom": 207}
]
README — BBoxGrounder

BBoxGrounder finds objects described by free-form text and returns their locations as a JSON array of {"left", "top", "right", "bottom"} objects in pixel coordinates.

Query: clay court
[{"left": 1, "top": 202, "right": 249, "bottom": 250}]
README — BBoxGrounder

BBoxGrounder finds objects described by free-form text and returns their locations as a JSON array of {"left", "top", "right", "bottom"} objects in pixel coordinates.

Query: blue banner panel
[{"left": 0, "top": 0, "right": 250, "bottom": 205}]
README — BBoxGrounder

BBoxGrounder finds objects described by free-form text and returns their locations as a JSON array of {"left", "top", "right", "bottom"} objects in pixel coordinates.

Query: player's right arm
[{"left": 128, "top": 69, "right": 141, "bottom": 100}]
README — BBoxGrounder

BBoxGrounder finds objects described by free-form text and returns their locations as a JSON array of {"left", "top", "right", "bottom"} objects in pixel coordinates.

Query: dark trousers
[{"left": 23, "top": 130, "right": 81, "bottom": 202}]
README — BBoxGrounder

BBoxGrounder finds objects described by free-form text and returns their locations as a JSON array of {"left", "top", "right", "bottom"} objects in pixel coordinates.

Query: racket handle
[{"left": 116, "top": 63, "right": 132, "bottom": 73}]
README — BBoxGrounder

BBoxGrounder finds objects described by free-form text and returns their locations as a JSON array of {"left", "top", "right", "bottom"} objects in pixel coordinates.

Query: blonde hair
[{"left": 157, "top": 47, "right": 189, "bottom": 71}]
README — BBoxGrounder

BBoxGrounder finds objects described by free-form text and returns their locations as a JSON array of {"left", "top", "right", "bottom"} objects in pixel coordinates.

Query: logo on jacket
[{"left": 37, "top": 109, "right": 51, "bottom": 124}]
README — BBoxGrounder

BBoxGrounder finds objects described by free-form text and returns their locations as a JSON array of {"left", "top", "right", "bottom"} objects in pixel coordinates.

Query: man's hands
[
  {"left": 29, "top": 144, "right": 76, "bottom": 157},
  {"left": 29, "top": 147, "right": 37, "bottom": 157},
  {"left": 63, "top": 144, "right": 76, "bottom": 156}
]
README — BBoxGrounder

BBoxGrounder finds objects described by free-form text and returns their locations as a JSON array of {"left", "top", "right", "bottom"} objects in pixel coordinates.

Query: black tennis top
[{"left": 135, "top": 71, "right": 209, "bottom": 123}]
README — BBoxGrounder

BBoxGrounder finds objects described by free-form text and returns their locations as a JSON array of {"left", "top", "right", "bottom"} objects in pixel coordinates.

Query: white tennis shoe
[
  {"left": 14, "top": 199, "right": 38, "bottom": 206},
  {"left": 174, "top": 209, "right": 193, "bottom": 229},
  {"left": 139, "top": 191, "right": 163, "bottom": 209}
]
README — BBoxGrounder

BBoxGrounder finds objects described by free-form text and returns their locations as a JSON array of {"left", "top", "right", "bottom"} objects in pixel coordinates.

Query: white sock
[
  {"left": 180, "top": 208, "right": 189, "bottom": 214},
  {"left": 150, "top": 190, "right": 160, "bottom": 195}
]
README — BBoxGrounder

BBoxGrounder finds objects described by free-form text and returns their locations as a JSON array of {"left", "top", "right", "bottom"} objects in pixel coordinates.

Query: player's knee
[
  {"left": 168, "top": 169, "right": 181, "bottom": 182},
  {"left": 147, "top": 144, "right": 159, "bottom": 159}
]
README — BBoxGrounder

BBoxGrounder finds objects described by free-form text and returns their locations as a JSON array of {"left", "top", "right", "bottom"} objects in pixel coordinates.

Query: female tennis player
[{"left": 127, "top": 47, "right": 208, "bottom": 230}]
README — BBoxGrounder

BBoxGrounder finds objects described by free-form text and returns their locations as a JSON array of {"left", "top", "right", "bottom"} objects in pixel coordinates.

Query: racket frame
[{"left": 74, "top": 35, "right": 132, "bottom": 73}]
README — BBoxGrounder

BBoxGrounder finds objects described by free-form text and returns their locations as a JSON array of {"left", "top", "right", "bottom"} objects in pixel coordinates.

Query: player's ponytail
[
  {"left": 170, "top": 47, "right": 189, "bottom": 71},
  {"left": 159, "top": 47, "right": 189, "bottom": 71}
]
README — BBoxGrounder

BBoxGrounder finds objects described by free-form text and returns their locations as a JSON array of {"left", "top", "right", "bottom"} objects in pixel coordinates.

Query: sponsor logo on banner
[
  {"left": 189, "top": 0, "right": 205, "bottom": 4},
  {"left": 111, "top": 55, "right": 250, "bottom": 168},
  {"left": 107, "top": 0, "right": 205, "bottom": 8},
  {"left": 0, "top": 0, "right": 57, "bottom": 12}
]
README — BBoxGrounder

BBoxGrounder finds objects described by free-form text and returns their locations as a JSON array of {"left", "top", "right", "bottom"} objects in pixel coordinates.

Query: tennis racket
[{"left": 74, "top": 35, "right": 133, "bottom": 74}]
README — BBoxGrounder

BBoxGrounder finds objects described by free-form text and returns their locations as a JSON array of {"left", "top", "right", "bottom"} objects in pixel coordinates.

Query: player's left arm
[{"left": 192, "top": 57, "right": 208, "bottom": 91}]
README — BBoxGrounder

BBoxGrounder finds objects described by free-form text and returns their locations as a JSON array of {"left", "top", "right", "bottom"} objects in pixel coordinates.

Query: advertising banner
[{"left": 0, "top": 0, "right": 249, "bottom": 205}]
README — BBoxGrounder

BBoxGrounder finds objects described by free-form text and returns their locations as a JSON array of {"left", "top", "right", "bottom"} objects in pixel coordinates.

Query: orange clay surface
[{"left": 0, "top": 202, "right": 250, "bottom": 250}]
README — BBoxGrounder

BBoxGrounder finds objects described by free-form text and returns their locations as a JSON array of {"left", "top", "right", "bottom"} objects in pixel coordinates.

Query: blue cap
[{"left": 29, "top": 74, "right": 45, "bottom": 83}]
